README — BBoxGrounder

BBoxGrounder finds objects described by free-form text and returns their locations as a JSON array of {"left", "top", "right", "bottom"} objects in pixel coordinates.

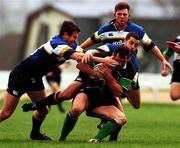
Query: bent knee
[
  {"left": 116, "top": 114, "right": 127, "bottom": 125},
  {"left": 170, "top": 95, "right": 180, "bottom": 101},
  {"left": 70, "top": 107, "right": 84, "bottom": 117},
  {"left": 0, "top": 110, "right": 13, "bottom": 120}
]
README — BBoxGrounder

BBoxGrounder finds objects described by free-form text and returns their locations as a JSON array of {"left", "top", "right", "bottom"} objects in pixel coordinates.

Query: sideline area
[{"left": 1, "top": 70, "right": 179, "bottom": 104}]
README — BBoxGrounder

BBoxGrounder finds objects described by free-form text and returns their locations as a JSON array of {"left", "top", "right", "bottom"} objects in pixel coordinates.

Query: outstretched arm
[
  {"left": 80, "top": 38, "right": 94, "bottom": 49},
  {"left": 151, "top": 46, "right": 173, "bottom": 76},
  {"left": 76, "top": 62, "right": 103, "bottom": 79},
  {"left": 69, "top": 51, "right": 119, "bottom": 67}
]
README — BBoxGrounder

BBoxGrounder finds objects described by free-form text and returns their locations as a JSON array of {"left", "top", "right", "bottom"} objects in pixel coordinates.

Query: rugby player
[
  {"left": 81, "top": 1, "right": 172, "bottom": 109},
  {"left": 0, "top": 21, "right": 116, "bottom": 140},
  {"left": 163, "top": 35, "right": 180, "bottom": 101},
  {"left": 59, "top": 45, "right": 134, "bottom": 142}
]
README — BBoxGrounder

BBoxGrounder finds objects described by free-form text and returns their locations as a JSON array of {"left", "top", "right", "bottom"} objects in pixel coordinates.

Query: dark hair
[
  {"left": 59, "top": 21, "right": 80, "bottom": 36},
  {"left": 115, "top": 2, "right": 130, "bottom": 12},
  {"left": 114, "top": 44, "right": 130, "bottom": 59},
  {"left": 125, "top": 32, "right": 140, "bottom": 41}
]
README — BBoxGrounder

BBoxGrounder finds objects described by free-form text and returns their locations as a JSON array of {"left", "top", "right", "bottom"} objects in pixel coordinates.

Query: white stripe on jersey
[
  {"left": 141, "top": 33, "right": 152, "bottom": 45},
  {"left": 97, "top": 45, "right": 110, "bottom": 52},
  {"left": 53, "top": 44, "right": 71, "bottom": 56},
  {"left": 98, "top": 31, "right": 129, "bottom": 40},
  {"left": 44, "top": 41, "right": 71, "bottom": 56},
  {"left": 43, "top": 41, "right": 54, "bottom": 54}
]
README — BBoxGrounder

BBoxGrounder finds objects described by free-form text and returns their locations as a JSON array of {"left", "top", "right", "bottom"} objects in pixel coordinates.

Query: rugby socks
[
  {"left": 109, "top": 123, "right": 122, "bottom": 141},
  {"left": 31, "top": 116, "right": 43, "bottom": 134},
  {"left": 35, "top": 92, "right": 59, "bottom": 108},
  {"left": 93, "top": 119, "right": 122, "bottom": 141},
  {"left": 59, "top": 113, "right": 78, "bottom": 141}
]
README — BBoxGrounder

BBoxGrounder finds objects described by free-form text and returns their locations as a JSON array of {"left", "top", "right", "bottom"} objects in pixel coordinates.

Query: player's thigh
[
  {"left": 59, "top": 81, "right": 83, "bottom": 99},
  {"left": 170, "top": 82, "right": 180, "bottom": 99},
  {"left": 114, "top": 97, "right": 125, "bottom": 113},
  {"left": 1, "top": 92, "right": 20, "bottom": 116},
  {"left": 27, "top": 90, "right": 46, "bottom": 102},
  {"left": 72, "top": 93, "right": 89, "bottom": 111},
  {"left": 50, "top": 82, "right": 59, "bottom": 92}
]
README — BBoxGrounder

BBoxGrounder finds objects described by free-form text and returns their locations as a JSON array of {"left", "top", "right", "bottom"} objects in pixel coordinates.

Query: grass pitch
[{"left": 0, "top": 100, "right": 180, "bottom": 148}]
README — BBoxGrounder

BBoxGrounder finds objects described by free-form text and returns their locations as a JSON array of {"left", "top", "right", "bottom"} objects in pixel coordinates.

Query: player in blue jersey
[
  {"left": 163, "top": 35, "right": 180, "bottom": 101},
  {"left": 0, "top": 21, "right": 117, "bottom": 140},
  {"left": 81, "top": 1, "right": 172, "bottom": 109},
  {"left": 22, "top": 32, "right": 140, "bottom": 112}
]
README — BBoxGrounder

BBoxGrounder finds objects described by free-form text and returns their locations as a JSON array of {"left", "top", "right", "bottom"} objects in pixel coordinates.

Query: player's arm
[
  {"left": 80, "top": 31, "right": 100, "bottom": 49},
  {"left": 151, "top": 46, "right": 173, "bottom": 73},
  {"left": 140, "top": 31, "right": 173, "bottom": 74},
  {"left": 76, "top": 62, "right": 102, "bottom": 79},
  {"left": 98, "top": 64, "right": 123, "bottom": 97},
  {"left": 80, "top": 38, "right": 94, "bottom": 49}
]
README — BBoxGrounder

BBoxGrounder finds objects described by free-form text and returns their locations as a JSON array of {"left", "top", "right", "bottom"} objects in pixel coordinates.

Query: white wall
[{"left": 0, "top": 70, "right": 171, "bottom": 91}]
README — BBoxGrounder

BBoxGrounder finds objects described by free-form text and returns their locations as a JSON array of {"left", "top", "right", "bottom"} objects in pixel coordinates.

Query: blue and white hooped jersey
[
  {"left": 91, "top": 21, "right": 155, "bottom": 51},
  {"left": 14, "top": 35, "right": 83, "bottom": 78},
  {"left": 97, "top": 44, "right": 139, "bottom": 72}
]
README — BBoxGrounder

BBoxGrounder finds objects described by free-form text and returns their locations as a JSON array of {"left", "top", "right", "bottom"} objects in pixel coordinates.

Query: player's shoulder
[
  {"left": 50, "top": 35, "right": 67, "bottom": 45},
  {"left": 98, "top": 22, "right": 116, "bottom": 34},
  {"left": 127, "top": 22, "right": 144, "bottom": 32}
]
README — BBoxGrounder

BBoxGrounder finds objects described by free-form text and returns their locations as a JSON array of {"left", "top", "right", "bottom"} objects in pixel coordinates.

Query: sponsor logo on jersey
[{"left": 13, "top": 90, "right": 19, "bottom": 96}]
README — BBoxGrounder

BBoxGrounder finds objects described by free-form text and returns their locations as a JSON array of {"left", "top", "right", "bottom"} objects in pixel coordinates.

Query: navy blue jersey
[
  {"left": 13, "top": 35, "right": 82, "bottom": 78},
  {"left": 96, "top": 44, "right": 139, "bottom": 72},
  {"left": 91, "top": 21, "right": 155, "bottom": 51}
]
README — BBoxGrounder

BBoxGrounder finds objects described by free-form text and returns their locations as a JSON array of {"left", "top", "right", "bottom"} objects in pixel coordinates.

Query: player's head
[
  {"left": 123, "top": 32, "right": 140, "bottom": 53},
  {"left": 114, "top": 2, "right": 130, "bottom": 27},
  {"left": 112, "top": 44, "right": 130, "bottom": 68},
  {"left": 59, "top": 21, "right": 80, "bottom": 45}
]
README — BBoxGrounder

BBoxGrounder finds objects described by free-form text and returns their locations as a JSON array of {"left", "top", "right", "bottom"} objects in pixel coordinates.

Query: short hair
[
  {"left": 115, "top": 2, "right": 130, "bottom": 12},
  {"left": 59, "top": 21, "right": 80, "bottom": 36},
  {"left": 125, "top": 32, "right": 140, "bottom": 41},
  {"left": 114, "top": 44, "right": 130, "bottom": 59}
]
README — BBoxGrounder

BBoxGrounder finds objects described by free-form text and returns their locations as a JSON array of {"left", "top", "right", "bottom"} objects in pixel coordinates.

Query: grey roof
[{"left": 51, "top": 0, "right": 179, "bottom": 18}]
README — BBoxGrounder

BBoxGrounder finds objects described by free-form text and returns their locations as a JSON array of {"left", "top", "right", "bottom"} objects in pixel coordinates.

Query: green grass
[{"left": 0, "top": 100, "right": 180, "bottom": 148}]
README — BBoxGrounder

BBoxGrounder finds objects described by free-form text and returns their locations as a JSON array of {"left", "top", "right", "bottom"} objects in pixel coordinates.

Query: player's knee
[
  {"left": 70, "top": 107, "right": 83, "bottom": 117},
  {"left": 0, "top": 110, "right": 13, "bottom": 120},
  {"left": 116, "top": 113, "right": 127, "bottom": 125},
  {"left": 170, "top": 94, "right": 180, "bottom": 101}
]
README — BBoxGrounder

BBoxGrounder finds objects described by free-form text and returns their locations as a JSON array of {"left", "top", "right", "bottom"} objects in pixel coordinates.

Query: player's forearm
[
  {"left": 151, "top": 46, "right": 167, "bottom": 62},
  {"left": 70, "top": 52, "right": 84, "bottom": 62},
  {"left": 80, "top": 38, "right": 94, "bottom": 49},
  {"left": 76, "top": 63, "right": 101, "bottom": 79},
  {"left": 105, "top": 74, "right": 123, "bottom": 97}
]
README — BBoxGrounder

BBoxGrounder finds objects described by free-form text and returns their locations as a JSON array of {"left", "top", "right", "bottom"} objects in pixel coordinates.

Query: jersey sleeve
[
  {"left": 90, "top": 31, "right": 101, "bottom": 43},
  {"left": 129, "top": 23, "right": 155, "bottom": 51},
  {"left": 141, "top": 33, "right": 155, "bottom": 51},
  {"left": 43, "top": 41, "right": 76, "bottom": 60},
  {"left": 97, "top": 44, "right": 117, "bottom": 54}
]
